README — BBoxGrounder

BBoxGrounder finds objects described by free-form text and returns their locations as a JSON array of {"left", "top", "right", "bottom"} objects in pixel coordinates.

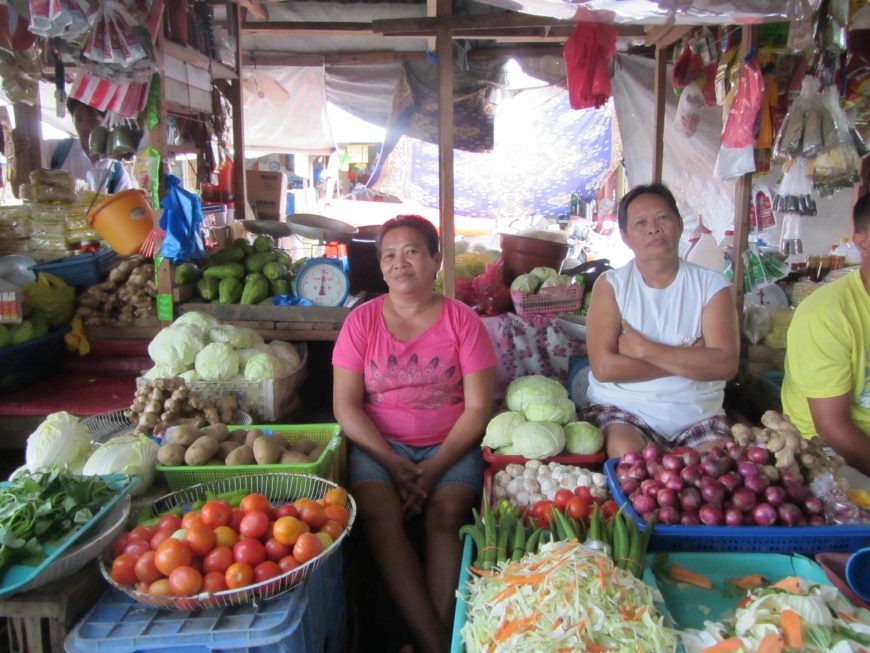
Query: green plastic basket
[{"left": 157, "top": 423, "right": 343, "bottom": 490}]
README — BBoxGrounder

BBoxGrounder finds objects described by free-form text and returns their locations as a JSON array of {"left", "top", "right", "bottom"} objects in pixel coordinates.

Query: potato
[
  {"left": 203, "top": 424, "right": 230, "bottom": 443},
  {"left": 280, "top": 451, "right": 310, "bottom": 465},
  {"left": 229, "top": 428, "right": 248, "bottom": 444},
  {"left": 206, "top": 458, "right": 224, "bottom": 466},
  {"left": 218, "top": 440, "right": 242, "bottom": 459},
  {"left": 171, "top": 424, "right": 202, "bottom": 447},
  {"left": 292, "top": 437, "right": 317, "bottom": 455},
  {"left": 308, "top": 445, "right": 325, "bottom": 461},
  {"left": 245, "top": 428, "right": 265, "bottom": 448},
  {"left": 225, "top": 444, "right": 255, "bottom": 466},
  {"left": 157, "top": 443, "right": 186, "bottom": 466},
  {"left": 184, "top": 435, "right": 220, "bottom": 466},
  {"left": 253, "top": 436, "right": 281, "bottom": 465}
]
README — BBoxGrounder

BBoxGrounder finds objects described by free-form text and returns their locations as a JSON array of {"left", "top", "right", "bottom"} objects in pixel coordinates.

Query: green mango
[
  {"left": 174, "top": 262, "right": 201, "bottom": 285},
  {"left": 241, "top": 275, "right": 270, "bottom": 305},
  {"left": 218, "top": 277, "right": 243, "bottom": 304},
  {"left": 244, "top": 251, "right": 278, "bottom": 273},
  {"left": 0, "top": 324, "right": 10, "bottom": 348},
  {"left": 29, "top": 313, "right": 49, "bottom": 339},
  {"left": 10, "top": 320, "right": 33, "bottom": 345},
  {"left": 233, "top": 238, "right": 255, "bottom": 255},
  {"left": 270, "top": 278, "right": 291, "bottom": 296},
  {"left": 209, "top": 247, "right": 245, "bottom": 265},
  {"left": 253, "top": 235, "right": 274, "bottom": 253},
  {"left": 197, "top": 277, "right": 220, "bottom": 301},
  {"left": 203, "top": 263, "right": 246, "bottom": 280}
]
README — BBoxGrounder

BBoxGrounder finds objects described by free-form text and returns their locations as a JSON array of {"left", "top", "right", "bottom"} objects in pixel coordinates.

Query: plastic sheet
[{"left": 158, "top": 175, "right": 205, "bottom": 264}]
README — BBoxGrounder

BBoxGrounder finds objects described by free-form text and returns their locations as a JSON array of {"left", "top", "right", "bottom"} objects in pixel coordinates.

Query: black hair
[
  {"left": 617, "top": 183, "right": 682, "bottom": 231},
  {"left": 377, "top": 214, "right": 440, "bottom": 257},
  {"left": 855, "top": 192, "right": 870, "bottom": 234}
]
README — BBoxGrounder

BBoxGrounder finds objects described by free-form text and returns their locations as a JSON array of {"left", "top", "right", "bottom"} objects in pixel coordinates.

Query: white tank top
[{"left": 586, "top": 259, "right": 730, "bottom": 438}]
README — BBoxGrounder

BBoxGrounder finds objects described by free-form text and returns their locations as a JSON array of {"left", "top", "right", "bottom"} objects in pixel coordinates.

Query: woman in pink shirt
[{"left": 333, "top": 215, "right": 496, "bottom": 653}]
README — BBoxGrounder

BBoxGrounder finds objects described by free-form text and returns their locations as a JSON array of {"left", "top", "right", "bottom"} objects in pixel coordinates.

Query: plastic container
[
  {"left": 157, "top": 423, "right": 343, "bottom": 489},
  {"left": 483, "top": 446, "right": 605, "bottom": 470},
  {"left": 685, "top": 229, "right": 724, "bottom": 273},
  {"left": 604, "top": 458, "right": 870, "bottom": 553},
  {"left": 510, "top": 285, "right": 583, "bottom": 318},
  {"left": 86, "top": 190, "right": 154, "bottom": 256},
  {"left": 67, "top": 550, "right": 346, "bottom": 653},
  {"left": 30, "top": 248, "right": 118, "bottom": 287},
  {"left": 718, "top": 229, "right": 734, "bottom": 265},
  {"left": 499, "top": 233, "right": 569, "bottom": 283},
  {"left": 846, "top": 547, "right": 870, "bottom": 602},
  {"left": 0, "top": 327, "right": 69, "bottom": 397}
]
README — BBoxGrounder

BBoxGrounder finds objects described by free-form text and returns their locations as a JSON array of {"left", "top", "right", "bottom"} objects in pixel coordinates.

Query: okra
[{"left": 511, "top": 521, "right": 527, "bottom": 561}]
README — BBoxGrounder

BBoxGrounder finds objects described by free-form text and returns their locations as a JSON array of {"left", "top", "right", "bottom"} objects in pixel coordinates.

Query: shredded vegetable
[{"left": 460, "top": 540, "right": 678, "bottom": 653}]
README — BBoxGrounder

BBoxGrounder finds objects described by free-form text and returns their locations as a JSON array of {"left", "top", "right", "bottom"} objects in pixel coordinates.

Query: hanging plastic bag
[
  {"left": 714, "top": 57, "right": 764, "bottom": 179},
  {"left": 158, "top": 175, "right": 205, "bottom": 264},
  {"left": 773, "top": 157, "right": 817, "bottom": 215},
  {"left": 813, "top": 85, "right": 861, "bottom": 191},
  {"left": 563, "top": 22, "right": 618, "bottom": 110},
  {"left": 671, "top": 38, "right": 703, "bottom": 89},
  {"left": 23, "top": 272, "right": 75, "bottom": 326},
  {"left": 674, "top": 81, "right": 705, "bottom": 138}
]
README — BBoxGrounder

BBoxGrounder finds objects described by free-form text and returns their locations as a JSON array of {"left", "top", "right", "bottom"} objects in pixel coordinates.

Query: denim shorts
[{"left": 349, "top": 440, "right": 484, "bottom": 494}]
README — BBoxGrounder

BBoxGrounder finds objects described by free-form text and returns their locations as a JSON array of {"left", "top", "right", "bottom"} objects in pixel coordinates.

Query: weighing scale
[{"left": 242, "top": 214, "right": 359, "bottom": 307}]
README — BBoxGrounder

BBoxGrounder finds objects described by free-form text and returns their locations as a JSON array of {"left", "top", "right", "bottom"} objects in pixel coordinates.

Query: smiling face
[
  {"left": 379, "top": 225, "right": 442, "bottom": 296},
  {"left": 620, "top": 192, "right": 683, "bottom": 262}
]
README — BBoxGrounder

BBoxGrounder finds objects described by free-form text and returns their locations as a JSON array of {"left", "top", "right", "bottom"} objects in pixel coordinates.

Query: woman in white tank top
[{"left": 584, "top": 183, "right": 740, "bottom": 458}]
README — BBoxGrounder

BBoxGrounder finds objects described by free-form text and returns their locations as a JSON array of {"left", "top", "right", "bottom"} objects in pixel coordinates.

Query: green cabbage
[
  {"left": 173, "top": 311, "right": 220, "bottom": 333},
  {"left": 540, "top": 274, "right": 571, "bottom": 289},
  {"left": 244, "top": 352, "right": 290, "bottom": 381},
  {"left": 209, "top": 324, "right": 263, "bottom": 349},
  {"left": 148, "top": 324, "right": 204, "bottom": 369},
  {"left": 269, "top": 341, "right": 302, "bottom": 370},
  {"left": 143, "top": 364, "right": 187, "bottom": 379},
  {"left": 529, "top": 266, "right": 559, "bottom": 286},
  {"left": 505, "top": 375, "right": 568, "bottom": 413},
  {"left": 195, "top": 342, "right": 240, "bottom": 381},
  {"left": 25, "top": 411, "right": 93, "bottom": 472},
  {"left": 523, "top": 397, "right": 576, "bottom": 425},
  {"left": 82, "top": 434, "right": 158, "bottom": 496},
  {"left": 494, "top": 444, "right": 520, "bottom": 455},
  {"left": 512, "top": 421, "right": 565, "bottom": 459},
  {"left": 482, "top": 411, "right": 525, "bottom": 449},
  {"left": 509, "top": 274, "right": 536, "bottom": 293},
  {"left": 564, "top": 421, "right": 604, "bottom": 455},
  {"left": 237, "top": 344, "right": 274, "bottom": 364},
  {"left": 179, "top": 369, "right": 201, "bottom": 383}
]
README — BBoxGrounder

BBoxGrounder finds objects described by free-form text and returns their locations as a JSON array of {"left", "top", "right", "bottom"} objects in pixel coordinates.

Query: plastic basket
[
  {"left": 0, "top": 327, "right": 69, "bottom": 397},
  {"left": 70, "top": 551, "right": 345, "bottom": 653},
  {"left": 30, "top": 248, "right": 117, "bottom": 287},
  {"left": 98, "top": 473, "right": 356, "bottom": 611},
  {"left": 82, "top": 408, "right": 252, "bottom": 444},
  {"left": 449, "top": 535, "right": 475, "bottom": 653},
  {"left": 510, "top": 285, "right": 583, "bottom": 318},
  {"left": 157, "top": 423, "right": 343, "bottom": 489},
  {"left": 604, "top": 458, "right": 870, "bottom": 554},
  {"left": 482, "top": 446, "right": 605, "bottom": 471}
]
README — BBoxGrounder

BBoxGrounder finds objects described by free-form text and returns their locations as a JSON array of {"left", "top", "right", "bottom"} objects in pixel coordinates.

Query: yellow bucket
[{"left": 86, "top": 189, "right": 154, "bottom": 256}]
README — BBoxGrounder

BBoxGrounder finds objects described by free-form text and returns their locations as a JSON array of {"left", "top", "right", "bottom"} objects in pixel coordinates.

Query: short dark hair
[
  {"left": 66, "top": 97, "right": 104, "bottom": 117},
  {"left": 377, "top": 214, "right": 440, "bottom": 257},
  {"left": 855, "top": 192, "right": 870, "bottom": 234},
  {"left": 617, "top": 183, "right": 682, "bottom": 231}
]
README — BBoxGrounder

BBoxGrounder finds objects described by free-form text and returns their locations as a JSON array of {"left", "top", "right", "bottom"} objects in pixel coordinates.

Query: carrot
[
  {"left": 469, "top": 566, "right": 496, "bottom": 577},
  {"left": 491, "top": 584, "right": 518, "bottom": 603},
  {"left": 494, "top": 613, "right": 538, "bottom": 642},
  {"left": 667, "top": 564, "right": 713, "bottom": 589},
  {"left": 728, "top": 574, "right": 766, "bottom": 589},
  {"left": 502, "top": 572, "right": 548, "bottom": 586},
  {"left": 756, "top": 633, "right": 783, "bottom": 653},
  {"left": 584, "top": 644, "right": 615, "bottom": 652},
  {"left": 700, "top": 637, "right": 745, "bottom": 653},
  {"left": 838, "top": 610, "right": 860, "bottom": 624},
  {"left": 772, "top": 576, "right": 803, "bottom": 594},
  {"left": 780, "top": 609, "right": 803, "bottom": 648}
]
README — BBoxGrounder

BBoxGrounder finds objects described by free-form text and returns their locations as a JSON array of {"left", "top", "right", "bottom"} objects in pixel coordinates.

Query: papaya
[
  {"left": 253, "top": 235, "right": 274, "bottom": 253},
  {"left": 270, "top": 278, "right": 291, "bottom": 296},
  {"left": 203, "top": 263, "right": 246, "bottom": 280},
  {"left": 218, "top": 277, "right": 243, "bottom": 304},
  {"left": 244, "top": 251, "right": 277, "bottom": 273},
  {"left": 197, "top": 276, "right": 220, "bottom": 301},
  {"left": 233, "top": 238, "right": 254, "bottom": 255},
  {"left": 241, "top": 275, "right": 270, "bottom": 305},
  {"left": 262, "top": 261, "right": 288, "bottom": 280},
  {"left": 174, "top": 262, "right": 201, "bottom": 285},
  {"left": 210, "top": 247, "right": 245, "bottom": 265}
]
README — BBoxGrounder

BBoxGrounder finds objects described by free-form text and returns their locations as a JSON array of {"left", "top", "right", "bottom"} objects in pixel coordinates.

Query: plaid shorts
[{"left": 582, "top": 403, "right": 731, "bottom": 449}]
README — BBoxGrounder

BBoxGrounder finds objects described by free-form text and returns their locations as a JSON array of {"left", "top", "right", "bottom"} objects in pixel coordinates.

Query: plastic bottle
[
  {"left": 217, "top": 156, "right": 234, "bottom": 195},
  {"left": 718, "top": 229, "right": 735, "bottom": 265},
  {"left": 686, "top": 228, "right": 725, "bottom": 273}
]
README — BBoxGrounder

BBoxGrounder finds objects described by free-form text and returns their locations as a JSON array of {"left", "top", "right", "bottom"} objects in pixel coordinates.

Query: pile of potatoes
[{"left": 156, "top": 423, "right": 325, "bottom": 468}]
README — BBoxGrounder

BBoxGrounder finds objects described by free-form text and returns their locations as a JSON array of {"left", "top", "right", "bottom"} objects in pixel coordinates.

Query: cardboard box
[{"left": 246, "top": 170, "right": 287, "bottom": 220}]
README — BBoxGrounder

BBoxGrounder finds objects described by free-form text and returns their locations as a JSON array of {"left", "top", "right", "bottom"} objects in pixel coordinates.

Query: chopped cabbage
[
  {"left": 269, "top": 341, "right": 302, "bottom": 370},
  {"left": 512, "top": 421, "right": 565, "bottom": 459},
  {"left": 148, "top": 324, "right": 204, "bottom": 369},
  {"left": 564, "top": 421, "right": 604, "bottom": 454},
  {"left": 195, "top": 342, "right": 240, "bottom": 381},
  {"left": 482, "top": 411, "right": 525, "bottom": 449},
  {"left": 82, "top": 434, "right": 158, "bottom": 496},
  {"left": 244, "top": 352, "right": 290, "bottom": 381},
  {"left": 523, "top": 397, "right": 576, "bottom": 425},
  {"left": 172, "top": 311, "right": 220, "bottom": 333},
  {"left": 209, "top": 324, "right": 262, "bottom": 349},
  {"left": 505, "top": 375, "right": 568, "bottom": 413},
  {"left": 25, "top": 411, "right": 93, "bottom": 473}
]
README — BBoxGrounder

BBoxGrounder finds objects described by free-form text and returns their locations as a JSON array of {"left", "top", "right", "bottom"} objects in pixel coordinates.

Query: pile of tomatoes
[
  {"left": 525, "top": 486, "right": 619, "bottom": 529},
  {"left": 108, "top": 488, "right": 350, "bottom": 598}
]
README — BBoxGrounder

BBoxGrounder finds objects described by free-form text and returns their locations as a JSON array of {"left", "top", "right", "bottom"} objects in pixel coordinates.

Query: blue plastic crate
[
  {"left": 449, "top": 536, "right": 474, "bottom": 653},
  {"left": 604, "top": 458, "right": 870, "bottom": 554},
  {"left": 0, "top": 327, "right": 68, "bottom": 397},
  {"left": 30, "top": 248, "right": 118, "bottom": 287},
  {"left": 65, "top": 551, "right": 345, "bottom": 653}
]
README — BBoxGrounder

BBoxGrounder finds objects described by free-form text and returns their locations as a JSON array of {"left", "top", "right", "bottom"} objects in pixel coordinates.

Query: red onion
[
  {"left": 620, "top": 479, "right": 640, "bottom": 496},
  {"left": 746, "top": 447, "right": 769, "bottom": 464},
  {"left": 803, "top": 496, "right": 823, "bottom": 515},
  {"left": 780, "top": 471, "right": 803, "bottom": 485},
  {"left": 656, "top": 488, "right": 679, "bottom": 508},
  {"left": 808, "top": 515, "right": 827, "bottom": 526},
  {"left": 661, "top": 453, "right": 683, "bottom": 471},
  {"left": 622, "top": 450, "right": 642, "bottom": 466},
  {"left": 658, "top": 506, "right": 681, "bottom": 524},
  {"left": 725, "top": 507, "right": 744, "bottom": 526},
  {"left": 764, "top": 485, "right": 787, "bottom": 507},
  {"left": 672, "top": 446, "right": 701, "bottom": 467},
  {"left": 701, "top": 457, "right": 726, "bottom": 478},
  {"left": 628, "top": 464, "right": 648, "bottom": 482},
  {"left": 737, "top": 460, "right": 760, "bottom": 478},
  {"left": 744, "top": 474, "right": 771, "bottom": 495},
  {"left": 631, "top": 494, "right": 656, "bottom": 515},
  {"left": 731, "top": 487, "right": 757, "bottom": 513},
  {"left": 646, "top": 461, "right": 661, "bottom": 477},
  {"left": 707, "top": 445, "right": 728, "bottom": 458},
  {"left": 640, "top": 510, "right": 658, "bottom": 523},
  {"left": 680, "top": 512, "right": 701, "bottom": 525},
  {"left": 640, "top": 479, "right": 664, "bottom": 498},
  {"left": 727, "top": 444, "right": 744, "bottom": 461},
  {"left": 700, "top": 480, "right": 725, "bottom": 506},
  {"left": 719, "top": 472, "right": 742, "bottom": 492},
  {"left": 642, "top": 443, "right": 660, "bottom": 463},
  {"left": 658, "top": 468, "right": 681, "bottom": 487},
  {"left": 777, "top": 503, "right": 802, "bottom": 526},
  {"left": 743, "top": 513, "right": 756, "bottom": 526},
  {"left": 699, "top": 504, "right": 724, "bottom": 525},
  {"left": 784, "top": 481, "right": 810, "bottom": 503},
  {"left": 679, "top": 487, "right": 702, "bottom": 512},
  {"left": 680, "top": 465, "right": 702, "bottom": 488},
  {"left": 751, "top": 503, "right": 777, "bottom": 526},
  {"left": 616, "top": 465, "right": 632, "bottom": 483},
  {"left": 664, "top": 475, "right": 685, "bottom": 492}
]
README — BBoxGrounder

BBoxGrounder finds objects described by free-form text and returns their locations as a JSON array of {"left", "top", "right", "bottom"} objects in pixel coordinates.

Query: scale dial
[{"left": 294, "top": 258, "right": 350, "bottom": 307}]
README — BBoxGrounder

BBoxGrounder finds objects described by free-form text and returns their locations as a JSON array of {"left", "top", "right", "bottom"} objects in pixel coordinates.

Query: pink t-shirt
[{"left": 332, "top": 295, "right": 497, "bottom": 447}]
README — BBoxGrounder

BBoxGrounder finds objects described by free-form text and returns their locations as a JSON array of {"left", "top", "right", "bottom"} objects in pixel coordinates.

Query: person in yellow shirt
[{"left": 782, "top": 192, "right": 870, "bottom": 476}]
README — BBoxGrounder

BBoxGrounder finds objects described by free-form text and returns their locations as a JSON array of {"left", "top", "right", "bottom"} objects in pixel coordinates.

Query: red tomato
[
  {"left": 314, "top": 532, "right": 333, "bottom": 550},
  {"left": 239, "top": 511, "right": 269, "bottom": 539},
  {"left": 323, "top": 505, "right": 349, "bottom": 528},
  {"left": 202, "top": 545, "right": 234, "bottom": 574},
  {"left": 225, "top": 562, "right": 254, "bottom": 589},
  {"left": 264, "top": 537, "right": 291, "bottom": 562},
  {"left": 233, "top": 537, "right": 266, "bottom": 567},
  {"left": 600, "top": 500, "right": 619, "bottom": 520},
  {"left": 295, "top": 499, "right": 327, "bottom": 530},
  {"left": 135, "top": 581, "right": 150, "bottom": 594},
  {"left": 272, "top": 516, "right": 309, "bottom": 546},
  {"left": 202, "top": 571, "right": 228, "bottom": 594},
  {"left": 181, "top": 511, "right": 200, "bottom": 529},
  {"left": 158, "top": 514, "right": 182, "bottom": 532},
  {"left": 253, "top": 561, "right": 281, "bottom": 583},
  {"left": 229, "top": 509, "right": 245, "bottom": 533},
  {"left": 574, "top": 486, "right": 594, "bottom": 503},
  {"left": 553, "top": 489, "right": 574, "bottom": 511},
  {"left": 111, "top": 553, "right": 139, "bottom": 586},
  {"left": 150, "top": 529, "right": 173, "bottom": 551},
  {"left": 200, "top": 500, "right": 232, "bottom": 528},
  {"left": 323, "top": 487, "right": 348, "bottom": 508},
  {"left": 155, "top": 539, "right": 193, "bottom": 576},
  {"left": 240, "top": 493, "right": 272, "bottom": 515},
  {"left": 213, "top": 525, "right": 238, "bottom": 548},
  {"left": 530, "top": 500, "right": 557, "bottom": 528},
  {"left": 148, "top": 579, "right": 173, "bottom": 596},
  {"left": 292, "top": 532, "right": 323, "bottom": 564},
  {"left": 278, "top": 555, "right": 300, "bottom": 574},
  {"left": 319, "top": 520, "right": 344, "bottom": 542},
  {"left": 189, "top": 556, "right": 203, "bottom": 574},
  {"left": 111, "top": 533, "right": 131, "bottom": 558},
  {"left": 168, "top": 565, "right": 202, "bottom": 596},
  {"left": 123, "top": 540, "right": 151, "bottom": 559},
  {"left": 134, "top": 551, "right": 162, "bottom": 585},
  {"left": 185, "top": 522, "right": 217, "bottom": 557},
  {"left": 274, "top": 503, "right": 300, "bottom": 520},
  {"left": 565, "top": 496, "right": 590, "bottom": 522},
  {"left": 129, "top": 526, "right": 155, "bottom": 542}
]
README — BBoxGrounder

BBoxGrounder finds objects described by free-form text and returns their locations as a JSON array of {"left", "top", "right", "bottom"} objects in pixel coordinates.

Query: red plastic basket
[
  {"left": 482, "top": 446, "right": 605, "bottom": 472},
  {"left": 510, "top": 285, "right": 583, "bottom": 318}
]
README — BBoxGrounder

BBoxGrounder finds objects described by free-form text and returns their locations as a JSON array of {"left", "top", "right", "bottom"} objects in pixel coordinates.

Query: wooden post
[
  {"left": 651, "top": 45, "right": 669, "bottom": 183},
  {"left": 149, "top": 19, "right": 168, "bottom": 200},
  {"left": 436, "top": 0, "right": 455, "bottom": 298},
  {"left": 731, "top": 25, "right": 757, "bottom": 325},
  {"left": 13, "top": 95, "right": 42, "bottom": 186},
  {"left": 227, "top": 1, "right": 247, "bottom": 218}
]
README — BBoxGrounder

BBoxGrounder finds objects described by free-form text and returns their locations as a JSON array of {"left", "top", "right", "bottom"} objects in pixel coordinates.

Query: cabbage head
[
  {"left": 269, "top": 341, "right": 302, "bottom": 370},
  {"left": 173, "top": 311, "right": 220, "bottom": 333},
  {"left": 540, "top": 274, "right": 571, "bottom": 289},
  {"left": 148, "top": 324, "right": 204, "bottom": 369},
  {"left": 564, "top": 421, "right": 604, "bottom": 455},
  {"left": 505, "top": 375, "right": 568, "bottom": 413},
  {"left": 529, "top": 266, "right": 559, "bottom": 287},
  {"left": 509, "top": 274, "right": 535, "bottom": 293},
  {"left": 143, "top": 364, "right": 187, "bottom": 380},
  {"left": 82, "top": 434, "right": 158, "bottom": 496},
  {"left": 209, "top": 324, "right": 263, "bottom": 349},
  {"left": 244, "top": 352, "right": 290, "bottom": 381},
  {"left": 523, "top": 397, "right": 576, "bottom": 425},
  {"left": 512, "top": 421, "right": 565, "bottom": 459},
  {"left": 494, "top": 444, "right": 519, "bottom": 455},
  {"left": 237, "top": 344, "right": 273, "bottom": 365},
  {"left": 195, "top": 342, "right": 240, "bottom": 381},
  {"left": 481, "top": 411, "right": 525, "bottom": 449},
  {"left": 179, "top": 369, "right": 201, "bottom": 383},
  {"left": 26, "top": 411, "right": 93, "bottom": 472}
]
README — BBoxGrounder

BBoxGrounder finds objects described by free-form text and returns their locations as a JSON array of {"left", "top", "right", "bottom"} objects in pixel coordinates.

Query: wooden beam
[
  {"left": 242, "top": 50, "right": 428, "bottom": 67},
  {"left": 228, "top": 1, "right": 247, "bottom": 218},
  {"left": 644, "top": 24, "right": 693, "bottom": 48},
  {"left": 467, "top": 44, "right": 564, "bottom": 59},
  {"left": 161, "top": 38, "right": 238, "bottom": 79},
  {"left": 437, "top": 0, "right": 455, "bottom": 300},
  {"left": 12, "top": 98, "right": 41, "bottom": 187},
  {"left": 652, "top": 45, "right": 669, "bottom": 183},
  {"left": 241, "top": 21, "right": 374, "bottom": 36},
  {"left": 374, "top": 13, "right": 582, "bottom": 34},
  {"left": 236, "top": 0, "right": 267, "bottom": 21}
]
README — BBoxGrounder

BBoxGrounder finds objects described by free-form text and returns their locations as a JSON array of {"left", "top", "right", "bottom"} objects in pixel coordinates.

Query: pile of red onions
[{"left": 614, "top": 443, "right": 826, "bottom": 527}]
